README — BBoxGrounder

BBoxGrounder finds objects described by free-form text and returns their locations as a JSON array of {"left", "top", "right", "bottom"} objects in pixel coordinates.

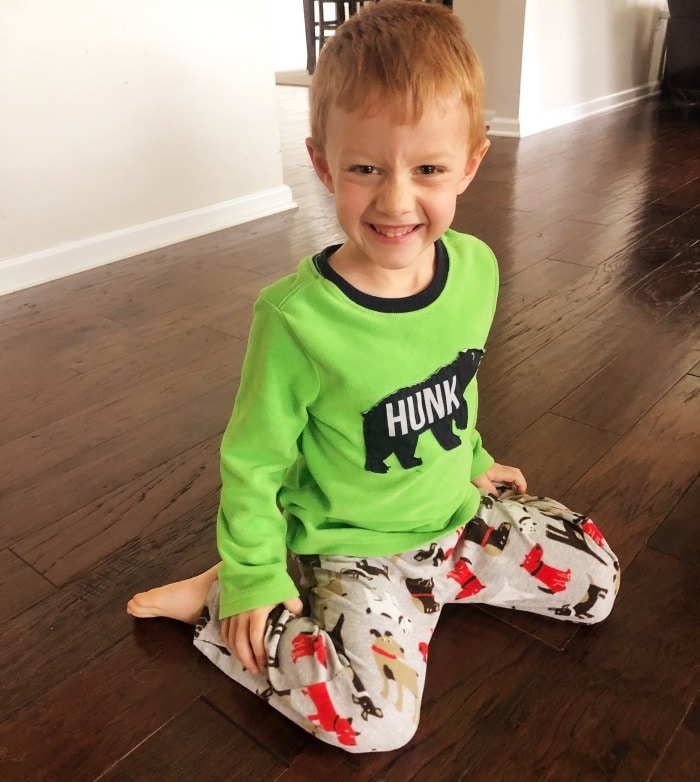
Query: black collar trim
[{"left": 313, "top": 240, "right": 448, "bottom": 313}]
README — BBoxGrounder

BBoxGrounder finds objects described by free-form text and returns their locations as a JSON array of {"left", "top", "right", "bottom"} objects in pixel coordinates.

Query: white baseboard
[
  {"left": 487, "top": 116, "right": 522, "bottom": 138},
  {"left": 0, "top": 185, "right": 297, "bottom": 296},
  {"left": 487, "top": 82, "right": 660, "bottom": 139}
]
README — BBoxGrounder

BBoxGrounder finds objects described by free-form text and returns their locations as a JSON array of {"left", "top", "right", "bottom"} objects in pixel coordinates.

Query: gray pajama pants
[{"left": 193, "top": 491, "right": 619, "bottom": 753}]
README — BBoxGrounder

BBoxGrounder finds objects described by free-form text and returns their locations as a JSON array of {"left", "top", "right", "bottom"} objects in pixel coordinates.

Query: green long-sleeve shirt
[{"left": 216, "top": 229, "right": 498, "bottom": 618}]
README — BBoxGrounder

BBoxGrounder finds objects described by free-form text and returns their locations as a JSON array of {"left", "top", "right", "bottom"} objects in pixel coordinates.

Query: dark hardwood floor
[{"left": 0, "top": 87, "right": 698, "bottom": 781}]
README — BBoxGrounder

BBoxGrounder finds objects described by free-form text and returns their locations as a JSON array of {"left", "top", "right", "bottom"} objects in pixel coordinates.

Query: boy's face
[{"left": 307, "top": 96, "right": 489, "bottom": 285}]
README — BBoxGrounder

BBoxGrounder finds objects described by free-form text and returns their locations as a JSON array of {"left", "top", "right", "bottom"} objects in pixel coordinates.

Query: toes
[{"left": 127, "top": 594, "right": 152, "bottom": 617}]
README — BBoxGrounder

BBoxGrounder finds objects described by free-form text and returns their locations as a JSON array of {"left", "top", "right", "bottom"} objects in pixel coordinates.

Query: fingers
[
  {"left": 229, "top": 608, "right": 269, "bottom": 675},
  {"left": 471, "top": 472, "right": 499, "bottom": 496},
  {"left": 499, "top": 466, "right": 526, "bottom": 494},
  {"left": 483, "top": 478, "right": 500, "bottom": 496},
  {"left": 220, "top": 615, "right": 236, "bottom": 656},
  {"left": 284, "top": 596, "right": 304, "bottom": 616},
  {"left": 486, "top": 463, "right": 527, "bottom": 495},
  {"left": 473, "top": 464, "right": 528, "bottom": 497},
  {"left": 222, "top": 603, "right": 304, "bottom": 676},
  {"left": 511, "top": 469, "right": 527, "bottom": 494}
]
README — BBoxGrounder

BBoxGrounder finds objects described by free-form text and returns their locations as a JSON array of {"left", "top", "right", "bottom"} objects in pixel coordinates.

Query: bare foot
[{"left": 127, "top": 564, "right": 220, "bottom": 624}]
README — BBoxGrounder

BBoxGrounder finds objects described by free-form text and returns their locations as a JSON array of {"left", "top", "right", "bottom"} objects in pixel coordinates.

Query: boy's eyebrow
[{"left": 339, "top": 147, "right": 464, "bottom": 161}]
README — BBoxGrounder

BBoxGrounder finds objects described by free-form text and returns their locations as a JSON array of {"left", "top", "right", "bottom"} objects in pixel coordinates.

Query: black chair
[
  {"left": 302, "top": 2, "right": 370, "bottom": 74},
  {"left": 663, "top": 0, "right": 700, "bottom": 104}
]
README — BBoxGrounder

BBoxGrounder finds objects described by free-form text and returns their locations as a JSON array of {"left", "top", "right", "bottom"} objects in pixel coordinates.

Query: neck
[{"left": 330, "top": 245, "right": 436, "bottom": 299}]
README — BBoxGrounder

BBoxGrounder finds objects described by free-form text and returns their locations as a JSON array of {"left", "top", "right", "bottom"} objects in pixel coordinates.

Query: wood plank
[
  {"left": 100, "top": 698, "right": 287, "bottom": 782},
  {"left": 89, "top": 289, "right": 256, "bottom": 348},
  {"left": 497, "top": 413, "right": 620, "bottom": 505},
  {"left": 280, "top": 744, "right": 375, "bottom": 782},
  {"left": 590, "top": 242, "right": 699, "bottom": 332},
  {"left": 457, "top": 208, "right": 598, "bottom": 279},
  {"left": 488, "top": 131, "right": 687, "bottom": 229},
  {"left": 649, "top": 695, "right": 700, "bottom": 782},
  {"left": 0, "top": 622, "right": 222, "bottom": 781},
  {"left": 496, "top": 219, "right": 605, "bottom": 277},
  {"left": 1, "top": 382, "right": 233, "bottom": 547},
  {"left": 97, "top": 256, "right": 257, "bottom": 328},
  {"left": 552, "top": 323, "right": 699, "bottom": 435},
  {"left": 60, "top": 305, "right": 246, "bottom": 374},
  {"left": 0, "top": 549, "right": 54, "bottom": 623},
  {"left": 478, "top": 602, "right": 581, "bottom": 652},
  {"left": 2, "top": 344, "right": 237, "bottom": 496},
  {"left": 478, "top": 317, "right": 635, "bottom": 457},
  {"left": 234, "top": 267, "right": 300, "bottom": 300},
  {"left": 2, "top": 312, "right": 133, "bottom": 367},
  {"left": 193, "top": 218, "right": 305, "bottom": 278},
  {"left": 484, "top": 229, "right": 693, "bottom": 379},
  {"left": 486, "top": 546, "right": 697, "bottom": 781},
  {"left": 503, "top": 257, "right": 590, "bottom": 298},
  {"left": 2, "top": 244, "right": 261, "bottom": 333},
  {"left": 0, "top": 325, "right": 234, "bottom": 443},
  {"left": 646, "top": 205, "right": 700, "bottom": 244},
  {"left": 0, "top": 261, "right": 134, "bottom": 325},
  {"left": 655, "top": 175, "right": 700, "bottom": 210},
  {"left": 0, "top": 508, "right": 216, "bottom": 720},
  {"left": 647, "top": 476, "right": 700, "bottom": 566},
  {"left": 562, "top": 375, "right": 700, "bottom": 568},
  {"left": 0, "top": 346, "right": 80, "bottom": 406},
  {"left": 550, "top": 209, "right": 680, "bottom": 268},
  {"left": 13, "top": 435, "right": 221, "bottom": 586},
  {"left": 558, "top": 182, "right": 665, "bottom": 226},
  {"left": 204, "top": 680, "right": 311, "bottom": 766}
]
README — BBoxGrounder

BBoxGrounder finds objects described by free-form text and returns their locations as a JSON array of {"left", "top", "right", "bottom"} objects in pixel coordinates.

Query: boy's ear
[
  {"left": 306, "top": 137, "right": 335, "bottom": 193},
  {"left": 458, "top": 138, "right": 490, "bottom": 195}
]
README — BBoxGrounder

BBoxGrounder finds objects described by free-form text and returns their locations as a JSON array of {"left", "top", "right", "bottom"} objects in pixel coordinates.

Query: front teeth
[{"left": 374, "top": 226, "right": 414, "bottom": 237}]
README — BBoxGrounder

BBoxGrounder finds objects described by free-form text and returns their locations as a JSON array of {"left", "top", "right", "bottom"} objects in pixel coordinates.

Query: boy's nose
[{"left": 375, "top": 176, "right": 413, "bottom": 217}]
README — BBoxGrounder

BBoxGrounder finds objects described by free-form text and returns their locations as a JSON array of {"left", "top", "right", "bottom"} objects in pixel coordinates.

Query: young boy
[{"left": 128, "top": 0, "right": 619, "bottom": 753}]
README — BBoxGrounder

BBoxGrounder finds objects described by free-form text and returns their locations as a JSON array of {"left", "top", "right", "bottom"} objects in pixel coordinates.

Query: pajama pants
[{"left": 193, "top": 491, "right": 619, "bottom": 753}]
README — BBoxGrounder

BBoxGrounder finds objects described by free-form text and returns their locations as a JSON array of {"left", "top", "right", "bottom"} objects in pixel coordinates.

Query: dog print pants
[{"left": 193, "top": 491, "right": 619, "bottom": 753}]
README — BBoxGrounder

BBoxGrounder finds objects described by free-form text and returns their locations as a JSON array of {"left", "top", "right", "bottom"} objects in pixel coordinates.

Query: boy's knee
[
  {"left": 584, "top": 589, "right": 615, "bottom": 624},
  {"left": 336, "top": 714, "right": 419, "bottom": 754},
  {"left": 578, "top": 557, "right": 620, "bottom": 625}
]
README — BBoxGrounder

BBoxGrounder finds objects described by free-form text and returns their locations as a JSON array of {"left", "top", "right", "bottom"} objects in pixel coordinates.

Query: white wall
[
  {"left": 0, "top": 0, "right": 295, "bottom": 295},
  {"left": 518, "top": 0, "right": 667, "bottom": 136},
  {"left": 454, "top": 0, "right": 527, "bottom": 135},
  {"left": 267, "top": 0, "right": 307, "bottom": 72},
  {"left": 454, "top": 0, "right": 668, "bottom": 138}
]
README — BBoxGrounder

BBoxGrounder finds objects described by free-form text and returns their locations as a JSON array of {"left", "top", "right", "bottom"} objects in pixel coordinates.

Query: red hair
[{"left": 309, "top": 0, "right": 486, "bottom": 156}]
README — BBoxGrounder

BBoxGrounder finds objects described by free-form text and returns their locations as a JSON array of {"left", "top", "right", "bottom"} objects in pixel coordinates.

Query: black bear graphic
[{"left": 362, "top": 348, "right": 484, "bottom": 473}]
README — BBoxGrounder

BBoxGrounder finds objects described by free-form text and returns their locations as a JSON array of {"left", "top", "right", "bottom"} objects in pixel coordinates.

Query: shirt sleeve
[
  {"left": 216, "top": 297, "right": 320, "bottom": 618},
  {"left": 468, "top": 238, "right": 497, "bottom": 481},
  {"left": 469, "top": 427, "right": 495, "bottom": 480}
]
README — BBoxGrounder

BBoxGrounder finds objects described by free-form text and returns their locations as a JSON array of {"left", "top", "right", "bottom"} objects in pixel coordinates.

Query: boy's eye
[
  {"left": 350, "top": 165, "right": 379, "bottom": 175},
  {"left": 418, "top": 165, "right": 441, "bottom": 175}
]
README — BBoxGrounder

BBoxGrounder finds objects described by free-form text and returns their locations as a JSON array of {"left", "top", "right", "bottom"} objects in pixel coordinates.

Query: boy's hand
[
  {"left": 220, "top": 597, "right": 303, "bottom": 675},
  {"left": 472, "top": 463, "right": 527, "bottom": 496}
]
